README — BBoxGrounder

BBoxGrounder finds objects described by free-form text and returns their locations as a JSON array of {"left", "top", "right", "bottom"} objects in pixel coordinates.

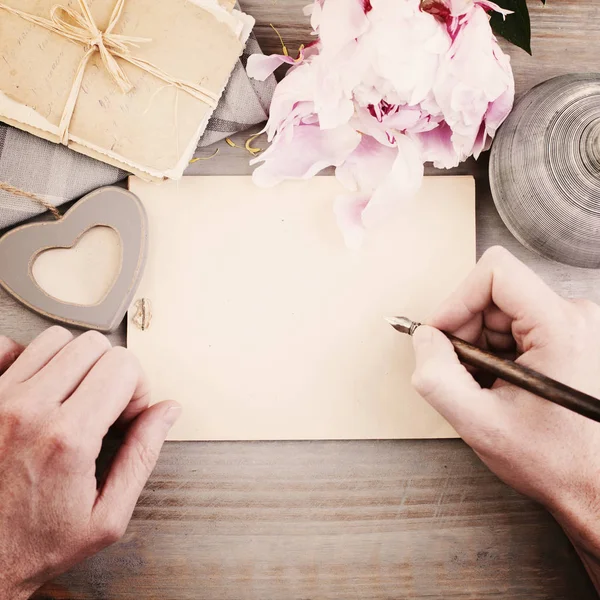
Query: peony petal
[
  {"left": 303, "top": 2, "right": 315, "bottom": 17},
  {"left": 433, "top": 5, "right": 514, "bottom": 159},
  {"left": 351, "top": 106, "right": 395, "bottom": 147},
  {"left": 484, "top": 83, "right": 514, "bottom": 136},
  {"left": 335, "top": 134, "right": 398, "bottom": 192},
  {"left": 447, "top": 0, "right": 473, "bottom": 16},
  {"left": 308, "top": 0, "right": 324, "bottom": 32},
  {"left": 318, "top": 0, "right": 370, "bottom": 53},
  {"left": 251, "top": 124, "right": 361, "bottom": 187},
  {"left": 477, "top": 0, "right": 512, "bottom": 17},
  {"left": 471, "top": 122, "right": 488, "bottom": 159},
  {"left": 441, "top": 0, "right": 512, "bottom": 17},
  {"left": 361, "top": 135, "right": 424, "bottom": 228},
  {"left": 312, "top": 41, "right": 367, "bottom": 129},
  {"left": 262, "top": 63, "right": 316, "bottom": 140},
  {"left": 334, "top": 192, "right": 371, "bottom": 249},
  {"left": 246, "top": 53, "right": 297, "bottom": 81},
  {"left": 363, "top": 2, "right": 450, "bottom": 106},
  {"left": 418, "top": 122, "right": 460, "bottom": 168}
]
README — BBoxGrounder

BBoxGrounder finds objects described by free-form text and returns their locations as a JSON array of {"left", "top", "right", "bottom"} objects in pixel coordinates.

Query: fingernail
[
  {"left": 163, "top": 405, "right": 182, "bottom": 429},
  {"left": 412, "top": 326, "right": 434, "bottom": 349}
]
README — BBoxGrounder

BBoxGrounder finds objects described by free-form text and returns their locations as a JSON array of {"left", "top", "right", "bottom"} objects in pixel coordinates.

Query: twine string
[{"left": 0, "top": 181, "right": 62, "bottom": 219}]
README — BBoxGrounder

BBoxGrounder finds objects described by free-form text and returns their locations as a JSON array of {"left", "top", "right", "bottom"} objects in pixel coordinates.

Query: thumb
[
  {"left": 411, "top": 326, "right": 487, "bottom": 429},
  {"left": 92, "top": 400, "right": 181, "bottom": 542}
]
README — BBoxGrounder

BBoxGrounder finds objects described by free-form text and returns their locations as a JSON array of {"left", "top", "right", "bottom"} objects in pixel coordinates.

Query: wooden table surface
[{"left": 1, "top": 1, "right": 598, "bottom": 598}]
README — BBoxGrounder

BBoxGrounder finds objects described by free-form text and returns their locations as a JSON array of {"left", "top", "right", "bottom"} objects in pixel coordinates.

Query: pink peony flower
[
  {"left": 247, "top": 0, "right": 515, "bottom": 246},
  {"left": 430, "top": 2, "right": 515, "bottom": 161}
]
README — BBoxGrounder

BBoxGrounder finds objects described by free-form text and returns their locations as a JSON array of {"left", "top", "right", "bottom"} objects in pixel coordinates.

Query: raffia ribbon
[{"left": 0, "top": 0, "right": 220, "bottom": 145}]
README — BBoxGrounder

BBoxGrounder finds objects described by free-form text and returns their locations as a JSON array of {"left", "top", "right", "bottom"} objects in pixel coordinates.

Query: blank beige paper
[{"left": 128, "top": 176, "right": 475, "bottom": 440}]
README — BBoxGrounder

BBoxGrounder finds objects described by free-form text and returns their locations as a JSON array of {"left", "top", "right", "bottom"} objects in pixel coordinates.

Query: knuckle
[
  {"left": 80, "top": 330, "right": 112, "bottom": 351},
  {"left": 411, "top": 363, "right": 441, "bottom": 398},
  {"left": 132, "top": 434, "right": 160, "bottom": 477},
  {"left": 0, "top": 336, "right": 21, "bottom": 363},
  {"left": 98, "top": 516, "right": 128, "bottom": 545},
  {"left": 481, "top": 245, "right": 511, "bottom": 265},
  {"left": 45, "top": 325, "right": 74, "bottom": 343},
  {"left": 571, "top": 298, "right": 600, "bottom": 320},
  {"left": 0, "top": 402, "right": 27, "bottom": 433},
  {"left": 109, "top": 345, "right": 137, "bottom": 365},
  {"left": 108, "top": 346, "right": 140, "bottom": 377},
  {"left": 44, "top": 420, "right": 82, "bottom": 457}
]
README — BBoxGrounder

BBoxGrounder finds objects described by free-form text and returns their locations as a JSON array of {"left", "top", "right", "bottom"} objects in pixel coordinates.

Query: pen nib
[{"left": 385, "top": 316, "right": 421, "bottom": 336}]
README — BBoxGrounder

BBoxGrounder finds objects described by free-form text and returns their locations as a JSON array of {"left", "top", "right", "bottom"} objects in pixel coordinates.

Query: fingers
[
  {"left": 447, "top": 313, "right": 483, "bottom": 345},
  {"left": 92, "top": 401, "right": 181, "bottom": 543},
  {"left": 2, "top": 326, "right": 73, "bottom": 386},
  {"left": 428, "top": 247, "right": 565, "bottom": 346},
  {"left": 0, "top": 336, "right": 24, "bottom": 375},
  {"left": 62, "top": 347, "right": 152, "bottom": 435},
  {"left": 483, "top": 304, "right": 512, "bottom": 334},
  {"left": 28, "top": 331, "right": 112, "bottom": 403},
  {"left": 482, "top": 329, "right": 516, "bottom": 353},
  {"left": 411, "top": 326, "right": 502, "bottom": 438},
  {"left": 428, "top": 303, "right": 515, "bottom": 356}
]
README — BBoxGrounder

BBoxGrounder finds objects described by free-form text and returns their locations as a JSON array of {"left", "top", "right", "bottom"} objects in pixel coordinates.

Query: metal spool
[{"left": 490, "top": 73, "right": 600, "bottom": 269}]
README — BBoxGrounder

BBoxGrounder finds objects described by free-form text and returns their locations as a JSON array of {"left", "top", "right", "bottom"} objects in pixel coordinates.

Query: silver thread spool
[{"left": 490, "top": 73, "right": 600, "bottom": 269}]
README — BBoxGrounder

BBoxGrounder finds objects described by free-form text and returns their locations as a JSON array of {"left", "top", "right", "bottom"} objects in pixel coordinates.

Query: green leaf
[{"left": 490, "top": 0, "right": 532, "bottom": 55}]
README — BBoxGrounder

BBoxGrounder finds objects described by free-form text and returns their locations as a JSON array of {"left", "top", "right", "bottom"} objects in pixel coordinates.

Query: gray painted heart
[{"left": 0, "top": 186, "right": 148, "bottom": 332}]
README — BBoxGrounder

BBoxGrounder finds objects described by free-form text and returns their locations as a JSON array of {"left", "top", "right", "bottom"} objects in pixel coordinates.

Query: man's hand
[
  {"left": 0, "top": 327, "right": 181, "bottom": 600},
  {"left": 411, "top": 246, "right": 600, "bottom": 587}
]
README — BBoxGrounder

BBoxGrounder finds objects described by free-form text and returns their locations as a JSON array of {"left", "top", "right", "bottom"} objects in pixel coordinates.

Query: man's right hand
[{"left": 410, "top": 246, "right": 600, "bottom": 588}]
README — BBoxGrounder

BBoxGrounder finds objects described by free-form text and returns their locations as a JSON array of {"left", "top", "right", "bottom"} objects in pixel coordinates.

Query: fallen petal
[{"left": 246, "top": 53, "right": 297, "bottom": 81}]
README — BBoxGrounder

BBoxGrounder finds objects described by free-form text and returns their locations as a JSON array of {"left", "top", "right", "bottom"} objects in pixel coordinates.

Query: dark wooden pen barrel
[{"left": 448, "top": 334, "right": 600, "bottom": 423}]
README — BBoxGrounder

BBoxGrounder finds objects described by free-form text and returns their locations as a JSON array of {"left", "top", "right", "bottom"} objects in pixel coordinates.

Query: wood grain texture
[
  {"left": 35, "top": 441, "right": 596, "bottom": 600},
  {"left": 0, "top": 0, "right": 594, "bottom": 598}
]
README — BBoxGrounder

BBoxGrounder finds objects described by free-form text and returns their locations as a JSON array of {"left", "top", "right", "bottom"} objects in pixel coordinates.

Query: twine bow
[{"left": 0, "top": 0, "right": 220, "bottom": 145}]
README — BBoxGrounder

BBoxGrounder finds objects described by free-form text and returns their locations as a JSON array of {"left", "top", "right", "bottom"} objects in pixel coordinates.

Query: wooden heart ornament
[{"left": 0, "top": 187, "right": 148, "bottom": 332}]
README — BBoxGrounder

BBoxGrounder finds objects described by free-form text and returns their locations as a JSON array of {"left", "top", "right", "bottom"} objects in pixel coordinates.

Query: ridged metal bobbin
[{"left": 490, "top": 73, "right": 600, "bottom": 268}]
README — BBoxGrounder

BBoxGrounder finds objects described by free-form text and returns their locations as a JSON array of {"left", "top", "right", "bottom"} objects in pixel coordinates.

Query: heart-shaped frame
[{"left": 0, "top": 186, "right": 148, "bottom": 332}]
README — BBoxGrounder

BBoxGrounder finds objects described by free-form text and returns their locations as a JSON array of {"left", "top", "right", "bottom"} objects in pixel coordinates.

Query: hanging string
[{"left": 0, "top": 181, "right": 61, "bottom": 220}]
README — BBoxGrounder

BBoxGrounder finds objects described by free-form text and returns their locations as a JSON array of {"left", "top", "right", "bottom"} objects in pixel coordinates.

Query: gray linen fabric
[{"left": 0, "top": 33, "right": 275, "bottom": 229}]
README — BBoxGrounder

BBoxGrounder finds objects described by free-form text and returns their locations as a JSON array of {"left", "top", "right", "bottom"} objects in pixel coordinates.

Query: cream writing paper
[{"left": 128, "top": 176, "right": 475, "bottom": 440}]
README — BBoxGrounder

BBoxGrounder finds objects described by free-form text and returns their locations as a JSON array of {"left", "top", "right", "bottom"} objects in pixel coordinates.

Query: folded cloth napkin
[{"left": 0, "top": 33, "right": 275, "bottom": 230}]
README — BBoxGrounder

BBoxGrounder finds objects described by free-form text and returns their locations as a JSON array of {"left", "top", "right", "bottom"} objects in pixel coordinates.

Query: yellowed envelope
[
  {"left": 0, "top": 0, "right": 251, "bottom": 181},
  {"left": 127, "top": 176, "right": 475, "bottom": 440}
]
